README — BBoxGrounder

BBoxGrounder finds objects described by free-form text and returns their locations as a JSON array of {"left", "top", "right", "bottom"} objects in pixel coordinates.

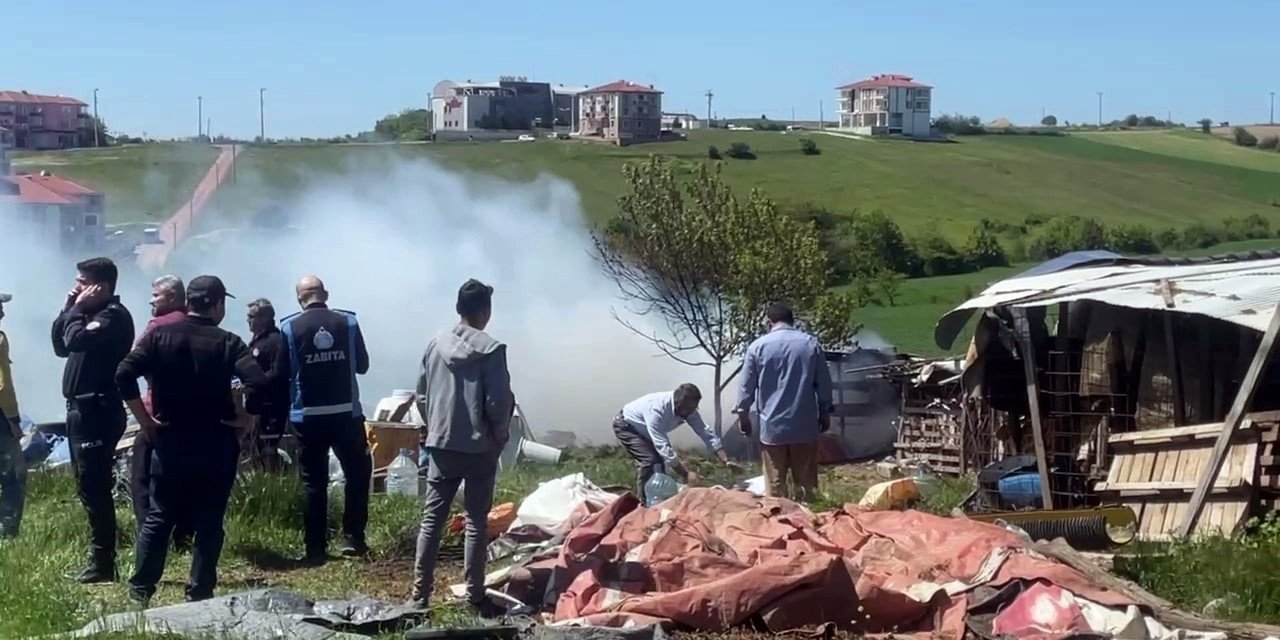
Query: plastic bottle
[
  {"left": 386, "top": 448, "right": 419, "bottom": 496},
  {"left": 328, "top": 451, "right": 346, "bottom": 492},
  {"left": 644, "top": 463, "right": 679, "bottom": 507}
]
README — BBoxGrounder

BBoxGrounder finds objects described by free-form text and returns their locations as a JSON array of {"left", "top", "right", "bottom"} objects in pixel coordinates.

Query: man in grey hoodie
[{"left": 411, "top": 279, "right": 514, "bottom": 613}]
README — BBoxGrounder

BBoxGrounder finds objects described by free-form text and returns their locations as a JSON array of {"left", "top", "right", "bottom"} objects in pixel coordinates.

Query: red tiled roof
[
  {"left": 1, "top": 173, "right": 98, "bottom": 205},
  {"left": 583, "top": 80, "right": 662, "bottom": 94},
  {"left": 836, "top": 74, "right": 931, "bottom": 90},
  {"left": 0, "top": 90, "right": 88, "bottom": 106}
]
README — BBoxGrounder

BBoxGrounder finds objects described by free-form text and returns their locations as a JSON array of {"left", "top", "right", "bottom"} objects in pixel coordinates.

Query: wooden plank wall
[{"left": 1096, "top": 419, "right": 1264, "bottom": 540}]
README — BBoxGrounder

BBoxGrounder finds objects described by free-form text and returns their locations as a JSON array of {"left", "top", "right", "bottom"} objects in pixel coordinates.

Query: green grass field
[
  {"left": 220, "top": 130, "right": 1280, "bottom": 242},
  {"left": 1078, "top": 129, "right": 1280, "bottom": 174},
  {"left": 10, "top": 143, "right": 220, "bottom": 224}
]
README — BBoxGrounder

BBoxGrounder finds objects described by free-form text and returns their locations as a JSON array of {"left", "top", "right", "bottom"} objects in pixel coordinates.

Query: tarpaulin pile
[{"left": 494, "top": 486, "right": 1225, "bottom": 640}]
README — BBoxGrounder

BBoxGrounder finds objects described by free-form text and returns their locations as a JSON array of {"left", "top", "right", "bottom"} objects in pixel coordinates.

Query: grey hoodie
[{"left": 416, "top": 324, "right": 514, "bottom": 455}]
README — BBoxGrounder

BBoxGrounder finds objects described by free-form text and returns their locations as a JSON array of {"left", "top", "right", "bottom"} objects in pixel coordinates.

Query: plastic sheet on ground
[
  {"left": 509, "top": 473, "right": 618, "bottom": 537},
  {"left": 506, "top": 487, "right": 1169, "bottom": 638},
  {"left": 57, "top": 589, "right": 422, "bottom": 639}
]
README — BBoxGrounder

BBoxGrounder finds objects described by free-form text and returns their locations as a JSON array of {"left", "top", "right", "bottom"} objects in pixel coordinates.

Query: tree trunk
[{"left": 712, "top": 361, "right": 724, "bottom": 437}]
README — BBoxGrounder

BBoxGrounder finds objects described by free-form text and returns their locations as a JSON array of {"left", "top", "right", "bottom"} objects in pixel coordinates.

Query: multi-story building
[
  {"left": 835, "top": 74, "right": 932, "bottom": 137},
  {"left": 0, "top": 126, "right": 12, "bottom": 175},
  {"left": 576, "top": 80, "right": 663, "bottom": 145},
  {"left": 552, "top": 84, "right": 589, "bottom": 129},
  {"left": 431, "top": 77, "right": 580, "bottom": 133},
  {"left": 0, "top": 171, "right": 106, "bottom": 253},
  {"left": 0, "top": 90, "right": 91, "bottom": 150}
]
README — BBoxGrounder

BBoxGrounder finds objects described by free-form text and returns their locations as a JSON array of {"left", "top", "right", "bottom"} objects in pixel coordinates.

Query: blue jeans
[{"left": 0, "top": 428, "right": 27, "bottom": 538}]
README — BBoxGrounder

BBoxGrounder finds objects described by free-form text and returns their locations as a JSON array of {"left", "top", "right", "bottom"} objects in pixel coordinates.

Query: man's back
[
  {"left": 280, "top": 305, "right": 368, "bottom": 421},
  {"left": 417, "top": 324, "right": 514, "bottom": 455},
  {"left": 135, "top": 318, "right": 253, "bottom": 426},
  {"left": 743, "top": 327, "right": 829, "bottom": 445}
]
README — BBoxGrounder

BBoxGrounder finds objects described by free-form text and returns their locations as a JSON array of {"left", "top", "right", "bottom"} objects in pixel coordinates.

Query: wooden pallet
[{"left": 1095, "top": 420, "right": 1261, "bottom": 541}]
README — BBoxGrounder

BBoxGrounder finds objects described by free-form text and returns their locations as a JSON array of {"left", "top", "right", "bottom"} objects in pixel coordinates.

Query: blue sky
[{"left": 10, "top": 0, "right": 1279, "bottom": 139}]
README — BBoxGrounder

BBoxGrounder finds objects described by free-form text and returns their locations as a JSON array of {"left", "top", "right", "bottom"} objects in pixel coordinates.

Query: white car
[{"left": 517, "top": 134, "right": 535, "bottom": 142}]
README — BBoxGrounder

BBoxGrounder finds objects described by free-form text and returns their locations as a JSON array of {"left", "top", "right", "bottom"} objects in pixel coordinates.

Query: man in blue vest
[{"left": 276, "top": 275, "right": 372, "bottom": 563}]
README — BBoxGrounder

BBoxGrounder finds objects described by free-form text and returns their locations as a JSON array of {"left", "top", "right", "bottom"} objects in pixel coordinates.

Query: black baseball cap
[
  {"left": 187, "top": 275, "right": 235, "bottom": 305},
  {"left": 455, "top": 278, "right": 494, "bottom": 315}
]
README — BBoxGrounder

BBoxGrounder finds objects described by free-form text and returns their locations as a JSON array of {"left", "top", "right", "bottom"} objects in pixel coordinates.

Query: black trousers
[
  {"left": 66, "top": 397, "right": 127, "bottom": 561},
  {"left": 295, "top": 414, "right": 371, "bottom": 554},
  {"left": 131, "top": 437, "right": 194, "bottom": 543},
  {"left": 129, "top": 425, "right": 239, "bottom": 601},
  {"left": 612, "top": 416, "right": 662, "bottom": 504},
  {"left": 252, "top": 413, "right": 289, "bottom": 471}
]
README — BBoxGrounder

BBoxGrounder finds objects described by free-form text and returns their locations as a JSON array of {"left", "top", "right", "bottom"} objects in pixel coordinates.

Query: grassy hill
[
  {"left": 1079, "top": 129, "right": 1280, "bottom": 173},
  {"left": 220, "top": 130, "right": 1280, "bottom": 241},
  {"left": 10, "top": 143, "right": 220, "bottom": 224}
]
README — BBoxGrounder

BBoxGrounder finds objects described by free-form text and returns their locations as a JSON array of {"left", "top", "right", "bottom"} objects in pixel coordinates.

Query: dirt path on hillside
[{"left": 135, "top": 144, "right": 238, "bottom": 271}]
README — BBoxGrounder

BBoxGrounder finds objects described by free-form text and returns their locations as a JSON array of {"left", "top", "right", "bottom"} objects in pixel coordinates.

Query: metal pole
[
  {"left": 92, "top": 88, "right": 99, "bottom": 147},
  {"left": 1096, "top": 92, "right": 1103, "bottom": 127},
  {"left": 1271, "top": 92, "right": 1276, "bottom": 126},
  {"left": 197, "top": 96, "right": 203, "bottom": 138},
  {"left": 259, "top": 88, "right": 266, "bottom": 142}
]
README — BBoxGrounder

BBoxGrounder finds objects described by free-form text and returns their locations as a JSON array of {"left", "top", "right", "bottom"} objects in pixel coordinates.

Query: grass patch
[
  {"left": 1079, "top": 129, "right": 1280, "bottom": 174},
  {"left": 10, "top": 143, "right": 220, "bottom": 224}
]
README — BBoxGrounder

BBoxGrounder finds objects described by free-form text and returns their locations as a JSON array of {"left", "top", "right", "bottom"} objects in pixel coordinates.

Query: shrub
[
  {"left": 799, "top": 138, "right": 820, "bottom": 155},
  {"left": 1107, "top": 224, "right": 1160, "bottom": 254},
  {"left": 1156, "top": 228, "right": 1182, "bottom": 250},
  {"left": 846, "top": 210, "right": 922, "bottom": 278},
  {"left": 966, "top": 219, "right": 1010, "bottom": 269},
  {"left": 1234, "top": 127, "right": 1258, "bottom": 147},
  {"left": 707, "top": 145, "right": 721, "bottom": 160},
  {"left": 1224, "top": 214, "right": 1271, "bottom": 241},
  {"left": 934, "top": 114, "right": 985, "bottom": 135},
  {"left": 913, "top": 233, "right": 971, "bottom": 277},
  {"left": 1258, "top": 136, "right": 1280, "bottom": 150},
  {"left": 1027, "top": 216, "right": 1107, "bottom": 260},
  {"left": 1182, "top": 223, "right": 1224, "bottom": 249},
  {"left": 726, "top": 142, "right": 755, "bottom": 159}
]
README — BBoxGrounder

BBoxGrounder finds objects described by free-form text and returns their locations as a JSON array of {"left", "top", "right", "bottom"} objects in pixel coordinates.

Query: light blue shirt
[
  {"left": 621, "top": 391, "right": 722, "bottom": 463},
  {"left": 735, "top": 325, "right": 833, "bottom": 446}
]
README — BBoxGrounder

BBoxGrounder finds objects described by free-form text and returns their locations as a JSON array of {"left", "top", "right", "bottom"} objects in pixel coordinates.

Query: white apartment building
[{"left": 836, "top": 74, "right": 932, "bottom": 137}]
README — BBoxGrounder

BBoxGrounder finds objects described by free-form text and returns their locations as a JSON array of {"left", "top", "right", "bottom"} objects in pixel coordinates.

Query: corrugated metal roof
[{"left": 934, "top": 257, "right": 1280, "bottom": 349}]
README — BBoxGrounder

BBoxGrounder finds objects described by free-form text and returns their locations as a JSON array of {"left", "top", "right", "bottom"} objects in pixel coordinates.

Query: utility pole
[
  {"left": 92, "top": 88, "right": 99, "bottom": 147},
  {"left": 259, "top": 88, "right": 266, "bottom": 142},
  {"left": 207, "top": 118, "right": 211, "bottom": 142},
  {"left": 1271, "top": 92, "right": 1276, "bottom": 126},
  {"left": 820, "top": 100, "right": 824, "bottom": 130},
  {"left": 1096, "top": 91, "right": 1104, "bottom": 127},
  {"left": 791, "top": 106, "right": 796, "bottom": 125},
  {"left": 197, "top": 96, "right": 203, "bottom": 139},
  {"left": 705, "top": 89, "right": 713, "bottom": 125}
]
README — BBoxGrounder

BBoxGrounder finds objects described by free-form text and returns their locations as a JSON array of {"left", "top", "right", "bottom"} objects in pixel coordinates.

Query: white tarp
[{"left": 934, "top": 257, "right": 1280, "bottom": 349}]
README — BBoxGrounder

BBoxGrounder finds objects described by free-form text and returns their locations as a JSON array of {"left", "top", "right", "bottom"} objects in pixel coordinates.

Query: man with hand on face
[
  {"left": 276, "top": 276, "right": 372, "bottom": 564},
  {"left": 614, "top": 383, "right": 735, "bottom": 504},
  {"left": 130, "top": 275, "right": 193, "bottom": 548},
  {"left": 0, "top": 292, "right": 27, "bottom": 540},
  {"left": 51, "top": 257, "right": 135, "bottom": 583},
  {"left": 116, "top": 275, "right": 268, "bottom": 604}
]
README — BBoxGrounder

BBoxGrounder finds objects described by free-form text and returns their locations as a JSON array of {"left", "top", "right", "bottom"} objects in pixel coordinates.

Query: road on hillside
[{"left": 135, "top": 144, "right": 239, "bottom": 271}]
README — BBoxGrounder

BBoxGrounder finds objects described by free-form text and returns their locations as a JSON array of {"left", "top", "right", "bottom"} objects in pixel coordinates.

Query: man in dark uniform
[
  {"left": 245, "top": 298, "right": 289, "bottom": 470},
  {"left": 276, "top": 275, "right": 372, "bottom": 563},
  {"left": 116, "top": 275, "right": 268, "bottom": 604},
  {"left": 51, "top": 257, "right": 134, "bottom": 583}
]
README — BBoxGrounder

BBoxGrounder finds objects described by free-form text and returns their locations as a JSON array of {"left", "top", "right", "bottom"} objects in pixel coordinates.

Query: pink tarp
[{"left": 540, "top": 487, "right": 1134, "bottom": 637}]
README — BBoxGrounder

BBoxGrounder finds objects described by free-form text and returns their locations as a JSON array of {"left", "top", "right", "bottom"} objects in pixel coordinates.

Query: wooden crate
[{"left": 1095, "top": 421, "right": 1260, "bottom": 541}]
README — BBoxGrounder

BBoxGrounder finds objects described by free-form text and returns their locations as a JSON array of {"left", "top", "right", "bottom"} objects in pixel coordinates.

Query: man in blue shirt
[
  {"left": 734, "top": 304, "right": 833, "bottom": 501},
  {"left": 613, "top": 384, "right": 733, "bottom": 503}
]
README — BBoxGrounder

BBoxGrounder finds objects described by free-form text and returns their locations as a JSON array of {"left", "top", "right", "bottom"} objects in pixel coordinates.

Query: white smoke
[{"left": 157, "top": 151, "right": 718, "bottom": 443}]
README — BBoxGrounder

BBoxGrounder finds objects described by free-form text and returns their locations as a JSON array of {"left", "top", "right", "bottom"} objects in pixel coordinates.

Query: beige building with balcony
[
  {"left": 576, "top": 80, "right": 662, "bottom": 145},
  {"left": 836, "top": 74, "right": 932, "bottom": 137}
]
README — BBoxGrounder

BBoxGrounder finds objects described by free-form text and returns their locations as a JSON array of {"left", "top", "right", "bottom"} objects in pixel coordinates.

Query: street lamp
[
  {"left": 259, "top": 88, "right": 266, "bottom": 143},
  {"left": 92, "top": 87, "right": 99, "bottom": 147}
]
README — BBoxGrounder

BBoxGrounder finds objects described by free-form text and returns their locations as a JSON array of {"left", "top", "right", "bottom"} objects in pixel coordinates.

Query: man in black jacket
[
  {"left": 276, "top": 275, "right": 372, "bottom": 563},
  {"left": 245, "top": 298, "right": 289, "bottom": 470},
  {"left": 116, "top": 275, "right": 268, "bottom": 603},
  {"left": 51, "top": 257, "right": 135, "bottom": 583}
]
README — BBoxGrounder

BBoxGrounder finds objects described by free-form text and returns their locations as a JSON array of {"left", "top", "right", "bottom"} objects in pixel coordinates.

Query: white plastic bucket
[{"left": 520, "top": 439, "right": 562, "bottom": 465}]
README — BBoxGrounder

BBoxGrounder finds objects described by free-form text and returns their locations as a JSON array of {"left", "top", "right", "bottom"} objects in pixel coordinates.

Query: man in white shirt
[{"left": 612, "top": 384, "right": 733, "bottom": 503}]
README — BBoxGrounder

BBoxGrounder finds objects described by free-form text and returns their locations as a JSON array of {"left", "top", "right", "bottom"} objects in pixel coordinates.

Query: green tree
[
  {"left": 374, "top": 108, "right": 431, "bottom": 141},
  {"left": 1234, "top": 126, "right": 1258, "bottom": 147},
  {"left": 872, "top": 267, "right": 904, "bottom": 306},
  {"left": 592, "top": 158, "right": 858, "bottom": 433},
  {"left": 799, "top": 138, "right": 820, "bottom": 155},
  {"left": 79, "top": 116, "right": 111, "bottom": 147},
  {"left": 1107, "top": 224, "right": 1160, "bottom": 254},
  {"left": 846, "top": 211, "right": 922, "bottom": 277},
  {"left": 1198, "top": 118, "right": 1214, "bottom": 134},
  {"left": 966, "top": 219, "right": 1010, "bottom": 269},
  {"left": 1028, "top": 216, "right": 1107, "bottom": 260},
  {"left": 1040, "top": 115, "right": 1058, "bottom": 126}
]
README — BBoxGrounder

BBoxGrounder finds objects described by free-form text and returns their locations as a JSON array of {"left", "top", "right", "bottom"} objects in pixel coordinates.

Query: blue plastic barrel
[{"left": 997, "top": 472, "right": 1043, "bottom": 509}]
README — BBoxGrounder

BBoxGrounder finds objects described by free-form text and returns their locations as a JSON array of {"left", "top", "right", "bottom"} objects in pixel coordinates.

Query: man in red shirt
[{"left": 130, "top": 275, "right": 193, "bottom": 549}]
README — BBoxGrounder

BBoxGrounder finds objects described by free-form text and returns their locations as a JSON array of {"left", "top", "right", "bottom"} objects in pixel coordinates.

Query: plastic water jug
[
  {"left": 644, "top": 464, "right": 679, "bottom": 507},
  {"left": 386, "top": 448, "right": 419, "bottom": 496}
]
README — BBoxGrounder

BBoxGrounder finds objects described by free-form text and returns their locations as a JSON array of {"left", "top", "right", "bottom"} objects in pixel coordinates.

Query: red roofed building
[
  {"left": 576, "top": 80, "right": 663, "bottom": 145},
  {"left": 0, "top": 171, "right": 106, "bottom": 252},
  {"left": 835, "top": 74, "right": 933, "bottom": 137},
  {"left": 0, "top": 90, "right": 91, "bottom": 150}
]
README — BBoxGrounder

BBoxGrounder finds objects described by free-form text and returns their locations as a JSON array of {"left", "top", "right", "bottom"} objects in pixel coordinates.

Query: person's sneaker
[
  {"left": 339, "top": 536, "right": 369, "bottom": 558},
  {"left": 73, "top": 562, "right": 118, "bottom": 584},
  {"left": 127, "top": 587, "right": 152, "bottom": 607}
]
